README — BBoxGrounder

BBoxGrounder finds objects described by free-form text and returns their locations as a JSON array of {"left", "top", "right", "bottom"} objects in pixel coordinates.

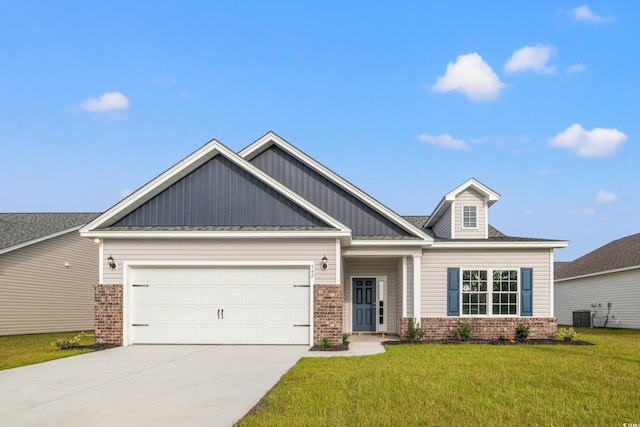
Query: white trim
[
  {"left": 239, "top": 132, "right": 433, "bottom": 243},
  {"left": 0, "top": 226, "right": 82, "bottom": 256},
  {"left": 98, "top": 241, "right": 104, "bottom": 284},
  {"left": 554, "top": 264, "right": 640, "bottom": 283},
  {"left": 549, "top": 248, "right": 554, "bottom": 317},
  {"left": 425, "top": 178, "right": 500, "bottom": 228},
  {"left": 122, "top": 260, "right": 315, "bottom": 346},
  {"left": 484, "top": 201, "right": 489, "bottom": 239},
  {"left": 348, "top": 275, "right": 387, "bottom": 333},
  {"left": 458, "top": 267, "right": 520, "bottom": 317},
  {"left": 335, "top": 238, "right": 341, "bottom": 284},
  {"left": 461, "top": 205, "right": 478, "bottom": 230},
  {"left": 429, "top": 241, "right": 569, "bottom": 249},
  {"left": 342, "top": 246, "right": 423, "bottom": 257},
  {"left": 413, "top": 255, "right": 421, "bottom": 321},
  {"left": 402, "top": 256, "right": 407, "bottom": 317},
  {"left": 348, "top": 239, "right": 432, "bottom": 247},
  {"left": 82, "top": 230, "right": 352, "bottom": 239}
]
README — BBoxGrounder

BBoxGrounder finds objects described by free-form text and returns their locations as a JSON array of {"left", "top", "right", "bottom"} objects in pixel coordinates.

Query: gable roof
[
  {"left": 556, "top": 233, "right": 640, "bottom": 280},
  {"left": 240, "top": 132, "right": 432, "bottom": 243},
  {"left": 80, "top": 139, "right": 351, "bottom": 238},
  {"left": 0, "top": 213, "right": 100, "bottom": 254},
  {"left": 425, "top": 178, "right": 500, "bottom": 228}
]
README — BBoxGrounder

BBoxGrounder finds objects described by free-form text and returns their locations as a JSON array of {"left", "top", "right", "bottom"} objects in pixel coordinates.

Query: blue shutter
[
  {"left": 447, "top": 268, "right": 460, "bottom": 316},
  {"left": 521, "top": 268, "right": 533, "bottom": 317}
]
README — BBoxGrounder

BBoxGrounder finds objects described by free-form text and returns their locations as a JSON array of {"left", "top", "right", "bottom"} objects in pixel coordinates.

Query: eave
[{"left": 429, "top": 240, "right": 569, "bottom": 249}]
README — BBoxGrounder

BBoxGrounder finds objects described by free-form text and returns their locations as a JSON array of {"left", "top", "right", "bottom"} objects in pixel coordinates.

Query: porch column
[
  {"left": 413, "top": 255, "right": 421, "bottom": 322},
  {"left": 402, "top": 256, "right": 408, "bottom": 317}
]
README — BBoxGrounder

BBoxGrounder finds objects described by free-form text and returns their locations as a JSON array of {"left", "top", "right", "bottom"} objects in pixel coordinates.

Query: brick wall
[
  {"left": 95, "top": 284, "right": 123, "bottom": 346},
  {"left": 314, "top": 284, "right": 343, "bottom": 346},
  {"left": 400, "top": 317, "right": 557, "bottom": 341}
]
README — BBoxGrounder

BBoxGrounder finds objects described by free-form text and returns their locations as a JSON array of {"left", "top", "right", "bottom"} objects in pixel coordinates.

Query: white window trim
[
  {"left": 462, "top": 205, "right": 478, "bottom": 230},
  {"left": 459, "top": 268, "right": 520, "bottom": 317}
]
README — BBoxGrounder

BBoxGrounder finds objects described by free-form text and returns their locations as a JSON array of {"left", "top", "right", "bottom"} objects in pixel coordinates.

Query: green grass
[
  {"left": 239, "top": 328, "right": 640, "bottom": 426},
  {"left": 0, "top": 331, "right": 95, "bottom": 371}
]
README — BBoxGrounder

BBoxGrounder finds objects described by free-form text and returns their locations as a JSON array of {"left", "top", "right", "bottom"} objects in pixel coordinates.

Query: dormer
[{"left": 425, "top": 178, "right": 500, "bottom": 239}]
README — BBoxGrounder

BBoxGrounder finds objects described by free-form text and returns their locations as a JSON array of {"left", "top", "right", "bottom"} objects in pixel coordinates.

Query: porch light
[
  {"left": 321, "top": 255, "right": 328, "bottom": 270},
  {"left": 107, "top": 255, "right": 117, "bottom": 270}
]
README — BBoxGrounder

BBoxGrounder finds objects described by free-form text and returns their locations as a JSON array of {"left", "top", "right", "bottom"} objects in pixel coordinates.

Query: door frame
[{"left": 349, "top": 275, "right": 388, "bottom": 333}]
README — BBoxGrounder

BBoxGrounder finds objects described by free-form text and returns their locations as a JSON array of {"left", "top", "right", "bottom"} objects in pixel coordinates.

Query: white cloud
[
  {"left": 505, "top": 45, "right": 556, "bottom": 74},
  {"left": 82, "top": 92, "right": 130, "bottom": 112},
  {"left": 570, "top": 207, "right": 596, "bottom": 216},
  {"left": 431, "top": 53, "right": 505, "bottom": 102},
  {"left": 536, "top": 170, "right": 551, "bottom": 176},
  {"left": 418, "top": 134, "right": 469, "bottom": 150},
  {"left": 549, "top": 124, "right": 627, "bottom": 158},
  {"left": 568, "top": 63, "right": 586, "bottom": 73},
  {"left": 523, "top": 209, "right": 534, "bottom": 216},
  {"left": 569, "top": 5, "right": 612, "bottom": 23},
  {"left": 595, "top": 190, "right": 618, "bottom": 203}
]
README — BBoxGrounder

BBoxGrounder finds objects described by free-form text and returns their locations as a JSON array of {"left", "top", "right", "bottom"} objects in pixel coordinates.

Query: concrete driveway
[{"left": 0, "top": 345, "right": 308, "bottom": 427}]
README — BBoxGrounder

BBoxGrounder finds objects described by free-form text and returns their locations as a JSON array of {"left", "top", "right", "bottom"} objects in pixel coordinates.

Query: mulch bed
[
  {"left": 384, "top": 339, "right": 593, "bottom": 346},
  {"left": 309, "top": 342, "right": 350, "bottom": 351}
]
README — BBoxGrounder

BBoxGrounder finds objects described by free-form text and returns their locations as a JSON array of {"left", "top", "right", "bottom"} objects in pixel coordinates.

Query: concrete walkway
[
  {"left": 305, "top": 335, "right": 396, "bottom": 358},
  {"left": 0, "top": 345, "right": 308, "bottom": 427}
]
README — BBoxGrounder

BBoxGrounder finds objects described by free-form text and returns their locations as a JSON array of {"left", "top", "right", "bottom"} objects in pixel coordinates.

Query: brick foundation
[
  {"left": 400, "top": 317, "right": 557, "bottom": 341},
  {"left": 313, "top": 284, "right": 343, "bottom": 346},
  {"left": 95, "top": 284, "right": 123, "bottom": 346}
]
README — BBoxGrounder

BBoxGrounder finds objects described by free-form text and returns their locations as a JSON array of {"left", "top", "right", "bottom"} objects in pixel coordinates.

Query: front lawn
[
  {"left": 239, "top": 328, "right": 640, "bottom": 426},
  {"left": 0, "top": 331, "right": 95, "bottom": 371}
]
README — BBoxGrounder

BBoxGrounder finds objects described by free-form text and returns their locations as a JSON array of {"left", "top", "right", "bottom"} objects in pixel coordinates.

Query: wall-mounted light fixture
[
  {"left": 321, "top": 255, "right": 328, "bottom": 270},
  {"left": 93, "top": 238, "right": 101, "bottom": 244},
  {"left": 107, "top": 255, "right": 117, "bottom": 270}
]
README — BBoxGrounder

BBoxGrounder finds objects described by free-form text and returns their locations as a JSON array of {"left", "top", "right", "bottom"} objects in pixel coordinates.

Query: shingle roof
[
  {"left": 555, "top": 233, "right": 640, "bottom": 280},
  {"left": 0, "top": 213, "right": 100, "bottom": 251},
  {"left": 401, "top": 215, "right": 512, "bottom": 240}
]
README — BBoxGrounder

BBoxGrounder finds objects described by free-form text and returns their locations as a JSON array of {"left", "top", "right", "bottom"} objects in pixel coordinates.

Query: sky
[{"left": 1, "top": 2, "right": 638, "bottom": 261}]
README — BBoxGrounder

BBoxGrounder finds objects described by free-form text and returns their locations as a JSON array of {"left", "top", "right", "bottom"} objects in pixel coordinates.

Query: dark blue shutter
[
  {"left": 520, "top": 268, "right": 533, "bottom": 316},
  {"left": 447, "top": 268, "right": 460, "bottom": 316}
]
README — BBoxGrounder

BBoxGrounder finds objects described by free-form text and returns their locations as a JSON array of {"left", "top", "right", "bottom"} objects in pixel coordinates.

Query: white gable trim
[
  {"left": 426, "top": 178, "right": 500, "bottom": 229},
  {"left": 240, "top": 132, "right": 433, "bottom": 244},
  {"left": 80, "top": 140, "right": 351, "bottom": 236},
  {"left": 0, "top": 226, "right": 83, "bottom": 256}
]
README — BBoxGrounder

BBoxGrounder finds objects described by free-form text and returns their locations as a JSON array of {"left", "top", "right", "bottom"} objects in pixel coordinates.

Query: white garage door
[{"left": 128, "top": 266, "right": 310, "bottom": 345}]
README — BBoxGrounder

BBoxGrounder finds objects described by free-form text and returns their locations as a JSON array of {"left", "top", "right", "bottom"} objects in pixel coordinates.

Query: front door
[{"left": 352, "top": 278, "right": 376, "bottom": 332}]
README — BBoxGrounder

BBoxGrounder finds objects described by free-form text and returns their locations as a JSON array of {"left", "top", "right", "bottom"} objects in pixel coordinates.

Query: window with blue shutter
[
  {"left": 520, "top": 268, "right": 533, "bottom": 317},
  {"left": 447, "top": 268, "right": 460, "bottom": 316}
]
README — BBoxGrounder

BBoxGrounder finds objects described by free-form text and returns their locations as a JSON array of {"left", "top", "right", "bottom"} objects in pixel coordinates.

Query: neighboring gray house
[
  {"left": 555, "top": 233, "right": 640, "bottom": 329},
  {"left": 0, "top": 213, "right": 99, "bottom": 335},
  {"left": 80, "top": 132, "right": 567, "bottom": 346}
]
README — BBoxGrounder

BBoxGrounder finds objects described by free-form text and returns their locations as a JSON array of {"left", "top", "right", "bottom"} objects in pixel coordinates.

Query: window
[
  {"left": 463, "top": 206, "right": 477, "bottom": 228},
  {"left": 461, "top": 269, "right": 518, "bottom": 316}
]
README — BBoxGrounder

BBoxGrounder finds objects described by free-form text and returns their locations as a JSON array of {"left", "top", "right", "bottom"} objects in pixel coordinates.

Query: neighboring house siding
[
  {"left": 421, "top": 248, "right": 552, "bottom": 317},
  {"left": 432, "top": 206, "right": 452, "bottom": 238},
  {"left": 114, "top": 155, "right": 328, "bottom": 227},
  {"left": 249, "top": 145, "right": 412, "bottom": 237},
  {"left": 0, "top": 232, "right": 97, "bottom": 335},
  {"left": 555, "top": 269, "right": 640, "bottom": 329},
  {"left": 453, "top": 189, "right": 486, "bottom": 239},
  {"left": 101, "top": 238, "right": 337, "bottom": 285},
  {"left": 343, "top": 258, "right": 398, "bottom": 335}
]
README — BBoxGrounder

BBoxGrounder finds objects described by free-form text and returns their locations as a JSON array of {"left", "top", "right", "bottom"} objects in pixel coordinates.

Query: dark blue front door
[{"left": 352, "top": 278, "right": 376, "bottom": 332}]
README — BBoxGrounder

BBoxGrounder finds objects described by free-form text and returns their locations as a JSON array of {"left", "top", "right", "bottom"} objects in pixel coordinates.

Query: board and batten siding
[
  {"left": 453, "top": 189, "right": 486, "bottom": 239},
  {"left": 421, "top": 248, "right": 553, "bottom": 317},
  {"left": 343, "top": 257, "right": 398, "bottom": 334},
  {"left": 432, "top": 206, "right": 452, "bottom": 238},
  {"left": 102, "top": 238, "right": 337, "bottom": 285},
  {"left": 555, "top": 269, "right": 640, "bottom": 329},
  {"left": 0, "top": 231, "right": 97, "bottom": 335}
]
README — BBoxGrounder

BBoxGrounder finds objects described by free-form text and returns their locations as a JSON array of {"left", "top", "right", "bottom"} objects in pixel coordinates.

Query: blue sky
[{"left": 1, "top": 2, "right": 638, "bottom": 261}]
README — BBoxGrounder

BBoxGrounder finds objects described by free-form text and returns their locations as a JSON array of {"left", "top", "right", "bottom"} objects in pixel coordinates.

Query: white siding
[
  {"left": 555, "top": 269, "right": 640, "bottom": 329},
  {"left": 421, "top": 248, "right": 553, "bottom": 317},
  {"left": 453, "top": 189, "right": 486, "bottom": 239},
  {"left": 432, "top": 206, "right": 452, "bottom": 238},
  {"left": 343, "top": 258, "right": 398, "bottom": 334},
  {"left": 102, "top": 238, "right": 337, "bottom": 285},
  {"left": 0, "top": 231, "right": 98, "bottom": 335}
]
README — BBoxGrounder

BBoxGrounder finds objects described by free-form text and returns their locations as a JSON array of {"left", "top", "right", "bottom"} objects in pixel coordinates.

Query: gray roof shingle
[
  {"left": 555, "top": 233, "right": 640, "bottom": 280},
  {"left": 0, "top": 213, "right": 100, "bottom": 251}
]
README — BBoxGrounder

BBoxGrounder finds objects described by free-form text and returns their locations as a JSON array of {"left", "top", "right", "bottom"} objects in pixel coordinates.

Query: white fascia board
[
  {"left": 429, "top": 240, "right": 569, "bottom": 249},
  {"left": 342, "top": 246, "right": 423, "bottom": 258},
  {"left": 555, "top": 264, "right": 640, "bottom": 283},
  {"left": 0, "top": 226, "right": 82, "bottom": 255},
  {"left": 240, "top": 132, "right": 433, "bottom": 243},
  {"left": 80, "top": 230, "right": 352, "bottom": 239},
  {"left": 425, "top": 178, "right": 500, "bottom": 228},
  {"left": 348, "top": 239, "right": 431, "bottom": 247}
]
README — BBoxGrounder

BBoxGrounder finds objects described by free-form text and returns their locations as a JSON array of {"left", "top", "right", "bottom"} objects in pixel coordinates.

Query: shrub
[
  {"left": 342, "top": 333, "right": 350, "bottom": 344},
  {"left": 515, "top": 324, "right": 530, "bottom": 343},
  {"left": 51, "top": 331, "right": 92, "bottom": 350},
  {"left": 320, "top": 337, "right": 330, "bottom": 348},
  {"left": 403, "top": 319, "right": 424, "bottom": 342},
  {"left": 457, "top": 321, "right": 472, "bottom": 342},
  {"left": 557, "top": 327, "right": 580, "bottom": 342}
]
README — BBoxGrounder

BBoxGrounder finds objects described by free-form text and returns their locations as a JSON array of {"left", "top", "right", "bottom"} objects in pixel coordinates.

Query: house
[
  {"left": 0, "top": 213, "right": 99, "bottom": 335},
  {"left": 80, "top": 132, "right": 567, "bottom": 346},
  {"left": 555, "top": 233, "right": 640, "bottom": 329}
]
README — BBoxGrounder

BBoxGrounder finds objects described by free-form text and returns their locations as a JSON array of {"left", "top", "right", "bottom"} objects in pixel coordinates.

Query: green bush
[
  {"left": 403, "top": 319, "right": 424, "bottom": 342},
  {"left": 320, "top": 337, "right": 330, "bottom": 348},
  {"left": 515, "top": 324, "right": 530, "bottom": 343},
  {"left": 342, "top": 333, "right": 350, "bottom": 344},
  {"left": 457, "top": 321, "right": 472, "bottom": 342},
  {"left": 557, "top": 327, "right": 580, "bottom": 342},
  {"left": 51, "top": 331, "right": 92, "bottom": 350}
]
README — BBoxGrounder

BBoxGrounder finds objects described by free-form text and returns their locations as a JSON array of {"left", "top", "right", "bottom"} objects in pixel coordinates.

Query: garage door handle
[
  {"left": 294, "top": 324, "right": 310, "bottom": 327},
  {"left": 132, "top": 323, "right": 149, "bottom": 327}
]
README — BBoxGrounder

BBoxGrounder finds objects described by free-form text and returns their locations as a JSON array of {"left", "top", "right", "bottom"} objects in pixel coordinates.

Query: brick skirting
[
  {"left": 313, "top": 284, "right": 343, "bottom": 346},
  {"left": 95, "top": 284, "right": 123, "bottom": 346},
  {"left": 400, "top": 317, "right": 557, "bottom": 341}
]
